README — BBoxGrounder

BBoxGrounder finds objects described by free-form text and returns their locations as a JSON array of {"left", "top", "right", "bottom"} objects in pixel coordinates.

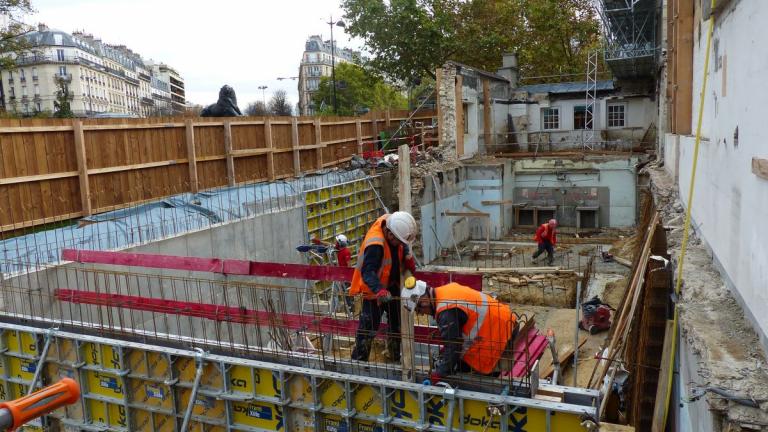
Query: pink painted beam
[
  {"left": 54, "top": 289, "right": 441, "bottom": 343},
  {"left": 61, "top": 249, "right": 483, "bottom": 290}
]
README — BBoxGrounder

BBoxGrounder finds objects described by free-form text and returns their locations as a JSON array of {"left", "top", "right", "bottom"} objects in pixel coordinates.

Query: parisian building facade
[{"left": 297, "top": 35, "right": 358, "bottom": 116}]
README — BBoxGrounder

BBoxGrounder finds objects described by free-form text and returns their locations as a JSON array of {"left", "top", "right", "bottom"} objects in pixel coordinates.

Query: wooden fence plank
[
  {"left": 264, "top": 119, "right": 275, "bottom": 181},
  {"left": 291, "top": 117, "right": 301, "bottom": 176},
  {"left": 185, "top": 119, "right": 198, "bottom": 193},
  {"left": 314, "top": 118, "right": 323, "bottom": 171},
  {"left": 73, "top": 119, "right": 92, "bottom": 216},
  {"left": 223, "top": 121, "right": 235, "bottom": 186},
  {"left": 355, "top": 119, "right": 363, "bottom": 154}
]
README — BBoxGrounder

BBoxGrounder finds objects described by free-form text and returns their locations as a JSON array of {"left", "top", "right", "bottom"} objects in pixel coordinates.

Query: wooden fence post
[
  {"left": 73, "top": 119, "right": 92, "bottom": 216},
  {"left": 314, "top": 118, "right": 323, "bottom": 170},
  {"left": 371, "top": 111, "right": 379, "bottom": 149},
  {"left": 398, "top": 144, "right": 414, "bottom": 382},
  {"left": 385, "top": 109, "right": 391, "bottom": 129},
  {"left": 264, "top": 118, "right": 275, "bottom": 181},
  {"left": 185, "top": 119, "right": 198, "bottom": 193},
  {"left": 482, "top": 78, "right": 492, "bottom": 152},
  {"left": 223, "top": 121, "right": 235, "bottom": 186},
  {"left": 291, "top": 117, "right": 301, "bottom": 176},
  {"left": 355, "top": 119, "right": 363, "bottom": 154}
]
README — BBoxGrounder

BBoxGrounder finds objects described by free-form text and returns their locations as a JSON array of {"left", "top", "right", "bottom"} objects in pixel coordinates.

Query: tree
[
  {"left": 341, "top": 0, "right": 601, "bottom": 82},
  {"left": 267, "top": 90, "right": 292, "bottom": 116},
  {"left": 245, "top": 101, "right": 268, "bottom": 116},
  {"left": 0, "top": 1, "right": 36, "bottom": 69},
  {"left": 52, "top": 75, "right": 74, "bottom": 118},
  {"left": 312, "top": 63, "right": 407, "bottom": 116}
]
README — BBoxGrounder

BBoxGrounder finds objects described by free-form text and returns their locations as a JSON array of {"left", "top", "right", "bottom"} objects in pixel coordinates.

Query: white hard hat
[
  {"left": 548, "top": 219, "right": 558, "bottom": 227},
  {"left": 387, "top": 211, "right": 418, "bottom": 245},
  {"left": 401, "top": 278, "right": 428, "bottom": 311},
  {"left": 335, "top": 234, "right": 348, "bottom": 246}
]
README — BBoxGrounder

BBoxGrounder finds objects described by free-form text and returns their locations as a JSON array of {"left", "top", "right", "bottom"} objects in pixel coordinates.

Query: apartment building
[
  {"left": 297, "top": 35, "right": 358, "bottom": 115},
  {"left": 0, "top": 24, "right": 184, "bottom": 117},
  {"left": 147, "top": 61, "right": 185, "bottom": 115}
]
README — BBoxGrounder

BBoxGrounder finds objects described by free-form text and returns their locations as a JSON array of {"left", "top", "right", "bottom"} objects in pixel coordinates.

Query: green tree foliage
[
  {"left": 312, "top": 63, "right": 406, "bottom": 116},
  {"left": 341, "top": 0, "right": 601, "bottom": 82},
  {"left": 267, "top": 90, "right": 293, "bottom": 116},
  {"left": 53, "top": 76, "right": 74, "bottom": 118},
  {"left": 0, "top": 1, "right": 36, "bottom": 69}
]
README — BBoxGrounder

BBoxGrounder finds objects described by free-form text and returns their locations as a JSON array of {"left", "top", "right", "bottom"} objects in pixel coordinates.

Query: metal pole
[
  {"left": 181, "top": 348, "right": 206, "bottom": 431},
  {"left": 27, "top": 328, "right": 55, "bottom": 395}
]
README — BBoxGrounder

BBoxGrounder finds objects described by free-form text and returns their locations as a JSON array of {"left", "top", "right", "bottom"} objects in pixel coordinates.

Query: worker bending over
[
  {"left": 350, "top": 212, "right": 417, "bottom": 362},
  {"left": 401, "top": 280, "right": 518, "bottom": 384},
  {"left": 532, "top": 218, "right": 558, "bottom": 265}
]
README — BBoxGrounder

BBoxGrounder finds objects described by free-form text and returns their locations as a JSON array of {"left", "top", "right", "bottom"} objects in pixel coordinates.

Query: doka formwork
[{"left": 0, "top": 322, "right": 600, "bottom": 432}]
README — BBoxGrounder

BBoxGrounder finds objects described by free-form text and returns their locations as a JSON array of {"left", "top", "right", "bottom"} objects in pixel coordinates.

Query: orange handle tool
[{"left": 0, "top": 378, "right": 80, "bottom": 431}]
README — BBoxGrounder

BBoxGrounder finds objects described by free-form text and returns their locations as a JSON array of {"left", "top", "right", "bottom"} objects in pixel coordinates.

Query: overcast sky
[{"left": 28, "top": 0, "right": 362, "bottom": 110}]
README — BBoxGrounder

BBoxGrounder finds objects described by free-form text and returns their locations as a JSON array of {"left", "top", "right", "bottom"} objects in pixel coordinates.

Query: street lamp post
[
  {"left": 327, "top": 16, "right": 346, "bottom": 115},
  {"left": 258, "top": 85, "right": 268, "bottom": 107}
]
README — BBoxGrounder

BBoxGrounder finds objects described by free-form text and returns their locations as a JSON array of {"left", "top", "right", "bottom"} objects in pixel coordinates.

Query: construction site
[{"left": 0, "top": 0, "right": 766, "bottom": 431}]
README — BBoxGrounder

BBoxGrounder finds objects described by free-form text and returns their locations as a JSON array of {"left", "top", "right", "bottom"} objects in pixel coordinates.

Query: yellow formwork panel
[
  {"left": 87, "top": 397, "right": 128, "bottom": 429},
  {"left": 128, "top": 377, "right": 174, "bottom": 411},
  {"left": 175, "top": 357, "right": 224, "bottom": 390},
  {"left": 125, "top": 349, "right": 173, "bottom": 381},
  {"left": 83, "top": 369, "right": 125, "bottom": 400},
  {"left": 353, "top": 384, "right": 383, "bottom": 418},
  {"left": 3, "top": 330, "right": 38, "bottom": 356},
  {"left": 0, "top": 379, "right": 28, "bottom": 401},
  {"left": 132, "top": 410, "right": 176, "bottom": 432},
  {"left": 227, "top": 366, "right": 281, "bottom": 398},
  {"left": 189, "top": 421, "right": 227, "bottom": 432},
  {"left": 176, "top": 387, "right": 226, "bottom": 423},
  {"left": 48, "top": 337, "right": 78, "bottom": 365},
  {"left": 45, "top": 363, "right": 84, "bottom": 422},
  {"left": 81, "top": 342, "right": 123, "bottom": 370},
  {"left": 231, "top": 401, "right": 284, "bottom": 430},
  {"left": 6, "top": 356, "right": 36, "bottom": 381}
]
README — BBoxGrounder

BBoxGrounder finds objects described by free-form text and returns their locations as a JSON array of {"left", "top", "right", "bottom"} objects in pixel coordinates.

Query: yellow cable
[{"left": 661, "top": 0, "right": 716, "bottom": 428}]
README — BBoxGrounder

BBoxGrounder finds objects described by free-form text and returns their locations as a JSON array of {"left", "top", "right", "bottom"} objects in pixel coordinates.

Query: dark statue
[{"left": 200, "top": 85, "right": 242, "bottom": 117}]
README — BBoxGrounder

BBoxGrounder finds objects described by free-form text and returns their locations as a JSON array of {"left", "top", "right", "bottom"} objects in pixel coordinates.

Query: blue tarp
[{"left": 0, "top": 170, "right": 367, "bottom": 275}]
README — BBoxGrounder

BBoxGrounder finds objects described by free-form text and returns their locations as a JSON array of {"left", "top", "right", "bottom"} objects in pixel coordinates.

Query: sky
[{"left": 28, "top": 0, "right": 363, "bottom": 110}]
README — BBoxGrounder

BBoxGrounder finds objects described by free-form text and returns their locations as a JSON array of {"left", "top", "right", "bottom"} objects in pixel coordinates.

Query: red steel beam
[
  {"left": 60, "top": 249, "right": 483, "bottom": 290},
  {"left": 55, "top": 288, "right": 441, "bottom": 343}
]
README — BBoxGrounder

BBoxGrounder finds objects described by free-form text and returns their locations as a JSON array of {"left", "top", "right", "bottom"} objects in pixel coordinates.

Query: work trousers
[
  {"left": 532, "top": 241, "right": 555, "bottom": 265},
  {"left": 351, "top": 298, "right": 401, "bottom": 362}
]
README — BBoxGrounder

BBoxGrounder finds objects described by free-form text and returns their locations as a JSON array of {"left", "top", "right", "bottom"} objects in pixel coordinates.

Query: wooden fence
[{"left": 0, "top": 110, "right": 435, "bottom": 233}]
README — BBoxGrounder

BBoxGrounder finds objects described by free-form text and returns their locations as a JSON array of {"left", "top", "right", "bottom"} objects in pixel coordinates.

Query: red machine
[{"left": 580, "top": 297, "right": 614, "bottom": 334}]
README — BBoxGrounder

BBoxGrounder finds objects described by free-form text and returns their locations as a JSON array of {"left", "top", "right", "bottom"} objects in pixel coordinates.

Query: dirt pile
[{"left": 487, "top": 273, "right": 578, "bottom": 308}]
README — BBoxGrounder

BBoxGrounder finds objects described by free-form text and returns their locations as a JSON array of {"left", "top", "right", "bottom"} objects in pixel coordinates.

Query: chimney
[
  {"left": 497, "top": 53, "right": 519, "bottom": 89},
  {"left": 37, "top": 23, "right": 48, "bottom": 32}
]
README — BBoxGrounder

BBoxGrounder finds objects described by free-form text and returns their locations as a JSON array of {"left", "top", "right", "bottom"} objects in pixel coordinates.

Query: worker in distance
[
  {"left": 401, "top": 278, "right": 519, "bottom": 385},
  {"left": 532, "top": 218, "right": 558, "bottom": 265},
  {"left": 349, "top": 211, "right": 418, "bottom": 362}
]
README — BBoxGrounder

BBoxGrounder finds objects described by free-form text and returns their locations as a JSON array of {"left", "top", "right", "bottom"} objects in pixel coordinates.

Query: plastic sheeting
[{"left": 0, "top": 170, "right": 367, "bottom": 276}]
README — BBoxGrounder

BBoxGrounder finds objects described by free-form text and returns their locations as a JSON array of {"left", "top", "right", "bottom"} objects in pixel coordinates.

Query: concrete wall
[
  {"left": 2, "top": 206, "right": 307, "bottom": 345},
  {"left": 671, "top": 0, "right": 768, "bottom": 341},
  {"left": 418, "top": 168, "right": 469, "bottom": 263},
  {"left": 512, "top": 157, "right": 639, "bottom": 228}
]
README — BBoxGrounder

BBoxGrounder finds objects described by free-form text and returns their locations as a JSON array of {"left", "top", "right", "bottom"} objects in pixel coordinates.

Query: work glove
[
  {"left": 423, "top": 372, "right": 443, "bottom": 386},
  {"left": 404, "top": 255, "right": 417, "bottom": 274},
  {"left": 376, "top": 289, "right": 392, "bottom": 305}
]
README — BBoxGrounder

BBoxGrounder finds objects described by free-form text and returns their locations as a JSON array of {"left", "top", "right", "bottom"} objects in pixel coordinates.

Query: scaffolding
[
  {"left": 599, "top": 0, "right": 659, "bottom": 79},
  {"left": 583, "top": 51, "right": 599, "bottom": 151}
]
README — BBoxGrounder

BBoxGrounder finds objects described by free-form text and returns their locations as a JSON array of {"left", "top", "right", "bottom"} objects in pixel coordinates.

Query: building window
[
  {"left": 22, "top": 86, "right": 27, "bottom": 97},
  {"left": 32, "top": 67, "right": 37, "bottom": 79},
  {"left": 8, "top": 87, "right": 14, "bottom": 97},
  {"left": 19, "top": 69, "right": 25, "bottom": 79},
  {"left": 542, "top": 107, "right": 560, "bottom": 130},
  {"left": 34, "top": 85, "right": 39, "bottom": 96},
  {"left": 574, "top": 105, "right": 593, "bottom": 130},
  {"left": 57, "top": 49, "right": 65, "bottom": 61},
  {"left": 35, "top": 102, "right": 41, "bottom": 112},
  {"left": 58, "top": 66, "right": 67, "bottom": 76},
  {"left": 463, "top": 103, "right": 469, "bottom": 134},
  {"left": 607, "top": 103, "right": 626, "bottom": 128}
]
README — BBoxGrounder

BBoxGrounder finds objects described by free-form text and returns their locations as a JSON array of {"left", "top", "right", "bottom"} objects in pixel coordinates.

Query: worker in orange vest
[
  {"left": 532, "top": 219, "right": 558, "bottom": 265},
  {"left": 349, "top": 212, "right": 418, "bottom": 362},
  {"left": 401, "top": 280, "right": 518, "bottom": 385}
]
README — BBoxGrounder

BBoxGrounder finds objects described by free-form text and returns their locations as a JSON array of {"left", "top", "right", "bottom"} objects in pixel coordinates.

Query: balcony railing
[
  {"left": 53, "top": 73, "right": 73, "bottom": 82},
  {"left": 32, "top": 75, "right": 38, "bottom": 82},
  {"left": 7, "top": 79, "right": 13, "bottom": 85},
  {"left": 19, "top": 77, "right": 26, "bottom": 83}
]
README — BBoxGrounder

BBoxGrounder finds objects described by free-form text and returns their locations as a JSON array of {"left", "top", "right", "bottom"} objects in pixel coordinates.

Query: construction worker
[
  {"left": 532, "top": 218, "right": 558, "bottom": 265},
  {"left": 401, "top": 280, "right": 518, "bottom": 384},
  {"left": 334, "top": 234, "right": 352, "bottom": 268},
  {"left": 349, "top": 211, "right": 418, "bottom": 362}
]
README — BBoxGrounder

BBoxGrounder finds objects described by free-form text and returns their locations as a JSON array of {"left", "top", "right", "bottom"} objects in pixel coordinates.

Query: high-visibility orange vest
[
  {"left": 350, "top": 215, "right": 404, "bottom": 300},
  {"left": 434, "top": 283, "right": 516, "bottom": 374}
]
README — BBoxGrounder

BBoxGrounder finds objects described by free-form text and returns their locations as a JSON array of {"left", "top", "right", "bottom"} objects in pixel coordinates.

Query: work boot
[{"left": 385, "top": 338, "right": 401, "bottom": 363}]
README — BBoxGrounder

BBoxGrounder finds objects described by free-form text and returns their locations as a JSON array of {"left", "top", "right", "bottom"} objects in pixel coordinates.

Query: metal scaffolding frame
[
  {"left": 583, "top": 51, "right": 599, "bottom": 151},
  {"left": 599, "top": 0, "right": 659, "bottom": 78}
]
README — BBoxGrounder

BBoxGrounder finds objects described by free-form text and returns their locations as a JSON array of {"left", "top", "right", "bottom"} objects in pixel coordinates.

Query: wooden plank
[
  {"left": 185, "top": 119, "right": 198, "bottom": 193},
  {"left": 385, "top": 109, "right": 391, "bottom": 128},
  {"left": 264, "top": 118, "right": 275, "bottom": 181},
  {"left": 541, "top": 335, "right": 588, "bottom": 378},
  {"left": 223, "top": 121, "right": 235, "bottom": 186},
  {"left": 483, "top": 78, "right": 492, "bottom": 148},
  {"left": 651, "top": 320, "right": 676, "bottom": 432},
  {"left": 751, "top": 157, "right": 768, "bottom": 180},
  {"left": 314, "top": 118, "right": 323, "bottom": 171},
  {"left": 673, "top": 0, "right": 694, "bottom": 135},
  {"left": 355, "top": 119, "right": 363, "bottom": 154},
  {"left": 456, "top": 74, "right": 464, "bottom": 157},
  {"left": 0, "top": 125, "right": 74, "bottom": 133},
  {"left": 0, "top": 211, "right": 84, "bottom": 232},
  {"left": 481, "top": 200, "right": 514, "bottom": 205},
  {"left": 87, "top": 159, "right": 188, "bottom": 175},
  {"left": 82, "top": 123, "right": 184, "bottom": 131},
  {"left": 0, "top": 171, "right": 79, "bottom": 185},
  {"left": 443, "top": 211, "right": 489, "bottom": 217},
  {"left": 398, "top": 143, "right": 414, "bottom": 383},
  {"left": 73, "top": 119, "right": 92, "bottom": 216},
  {"left": 291, "top": 117, "right": 301, "bottom": 176},
  {"left": 230, "top": 148, "right": 272, "bottom": 157}
]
